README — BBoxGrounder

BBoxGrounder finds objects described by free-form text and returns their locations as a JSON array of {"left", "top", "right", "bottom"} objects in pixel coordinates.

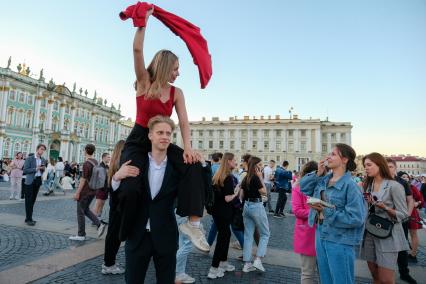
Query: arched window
[
  {"left": 9, "top": 90, "right": 16, "bottom": 100},
  {"left": 6, "top": 107, "right": 14, "bottom": 125},
  {"left": 39, "top": 113, "right": 46, "bottom": 131},
  {"left": 26, "top": 110, "right": 32, "bottom": 128},
  {"left": 64, "top": 119, "right": 69, "bottom": 131},
  {"left": 27, "top": 95, "right": 33, "bottom": 105},
  {"left": 52, "top": 116, "right": 59, "bottom": 132},
  {"left": 19, "top": 92, "right": 25, "bottom": 103},
  {"left": 99, "top": 129, "right": 103, "bottom": 142},
  {"left": 85, "top": 125, "right": 89, "bottom": 138},
  {"left": 41, "top": 98, "right": 47, "bottom": 108},
  {"left": 95, "top": 128, "right": 98, "bottom": 141},
  {"left": 22, "top": 141, "right": 30, "bottom": 157},
  {"left": 16, "top": 109, "right": 24, "bottom": 127},
  {"left": 53, "top": 102, "right": 59, "bottom": 111},
  {"left": 14, "top": 142, "right": 21, "bottom": 156},
  {"left": 3, "top": 138, "right": 11, "bottom": 158},
  {"left": 74, "top": 122, "right": 79, "bottom": 134}
]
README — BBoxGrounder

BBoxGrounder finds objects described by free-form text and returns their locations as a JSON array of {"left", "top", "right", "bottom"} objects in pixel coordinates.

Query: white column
[
  {"left": 315, "top": 129, "right": 321, "bottom": 153},
  {"left": 46, "top": 100, "right": 54, "bottom": 131},
  {"left": 33, "top": 95, "right": 42, "bottom": 131},
  {"left": 0, "top": 82, "right": 9, "bottom": 123},
  {"left": 61, "top": 140, "right": 69, "bottom": 160},
  {"left": 90, "top": 112, "right": 96, "bottom": 141},
  {"left": 0, "top": 136, "right": 4, "bottom": 159},
  {"left": 348, "top": 132, "right": 352, "bottom": 145},
  {"left": 70, "top": 106, "right": 76, "bottom": 133},
  {"left": 59, "top": 103, "right": 65, "bottom": 131},
  {"left": 76, "top": 143, "right": 81, "bottom": 163}
]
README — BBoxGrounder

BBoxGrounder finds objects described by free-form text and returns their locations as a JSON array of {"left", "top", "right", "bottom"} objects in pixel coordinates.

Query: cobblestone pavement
[
  {"left": 0, "top": 224, "right": 92, "bottom": 272},
  {"left": 32, "top": 249, "right": 373, "bottom": 284}
]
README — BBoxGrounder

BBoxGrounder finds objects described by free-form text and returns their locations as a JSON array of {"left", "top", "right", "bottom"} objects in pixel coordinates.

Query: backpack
[{"left": 87, "top": 160, "right": 107, "bottom": 190}]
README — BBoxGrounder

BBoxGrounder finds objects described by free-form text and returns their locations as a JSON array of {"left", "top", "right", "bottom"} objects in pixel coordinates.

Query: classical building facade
[
  {"left": 388, "top": 155, "right": 426, "bottom": 176},
  {"left": 173, "top": 115, "right": 352, "bottom": 171},
  {"left": 0, "top": 59, "right": 133, "bottom": 163}
]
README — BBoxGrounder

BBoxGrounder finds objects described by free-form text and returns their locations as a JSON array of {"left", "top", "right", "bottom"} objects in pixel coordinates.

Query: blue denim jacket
[
  {"left": 274, "top": 166, "right": 292, "bottom": 190},
  {"left": 300, "top": 172, "right": 366, "bottom": 246}
]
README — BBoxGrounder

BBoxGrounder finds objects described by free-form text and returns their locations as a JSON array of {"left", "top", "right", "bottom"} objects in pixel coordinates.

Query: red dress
[
  {"left": 408, "top": 185, "right": 424, "bottom": 230},
  {"left": 135, "top": 86, "right": 175, "bottom": 128}
]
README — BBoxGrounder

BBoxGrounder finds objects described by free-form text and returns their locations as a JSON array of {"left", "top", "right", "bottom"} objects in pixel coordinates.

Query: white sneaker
[
  {"left": 242, "top": 262, "right": 256, "bottom": 273},
  {"left": 253, "top": 258, "right": 265, "bottom": 272},
  {"left": 219, "top": 261, "right": 235, "bottom": 272},
  {"left": 69, "top": 235, "right": 86, "bottom": 241},
  {"left": 101, "top": 264, "right": 125, "bottom": 275},
  {"left": 230, "top": 241, "right": 242, "bottom": 250},
  {"left": 179, "top": 222, "right": 210, "bottom": 252},
  {"left": 175, "top": 273, "right": 195, "bottom": 283},
  {"left": 97, "top": 222, "right": 107, "bottom": 238},
  {"left": 207, "top": 267, "right": 224, "bottom": 279}
]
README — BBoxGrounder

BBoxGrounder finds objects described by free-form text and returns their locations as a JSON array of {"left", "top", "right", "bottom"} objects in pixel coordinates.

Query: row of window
[
  {"left": 8, "top": 90, "right": 34, "bottom": 105},
  {"left": 2, "top": 139, "right": 31, "bottom": 159},
  {"left": 191, "top": 140, "right": 309, "bottom": 152},
  {"left": 398, "top": 163, "right": 423, "bottom": 169}
]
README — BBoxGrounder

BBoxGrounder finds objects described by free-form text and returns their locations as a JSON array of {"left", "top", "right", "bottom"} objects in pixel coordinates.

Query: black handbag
[
  {"left": 231, "top": 205, "right": 244, "bottom": 231},
  {"left": 365, "top": 214, "right": 394, "bottom": 239}
]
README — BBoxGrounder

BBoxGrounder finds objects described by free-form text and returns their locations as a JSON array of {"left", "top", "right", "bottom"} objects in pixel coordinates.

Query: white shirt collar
[{"left": 148, "top": 152, "right": 167, "bottom": 169}]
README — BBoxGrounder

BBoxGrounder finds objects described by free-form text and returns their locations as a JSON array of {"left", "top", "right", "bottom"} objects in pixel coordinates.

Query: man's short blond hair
[{"left": 147, "top": 115, "right": 176, "bottom": 132}]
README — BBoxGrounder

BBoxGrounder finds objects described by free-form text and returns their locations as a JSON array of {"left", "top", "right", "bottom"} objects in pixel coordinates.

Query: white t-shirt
[{"left": 263, "top": 166, "right": 273, "bottom": 184}]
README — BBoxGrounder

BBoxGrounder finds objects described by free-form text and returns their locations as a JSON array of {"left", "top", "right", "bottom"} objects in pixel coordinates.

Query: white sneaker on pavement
[
  {"left": 69, "top": 235, "right": 86, "bottom": 241},
  {"left": 207, "top": 267, "right": 224, "bottom": 279},
  {"left": 253, "top": 258, "right": 265, "bottom": 272},
  {"left": 219, "top": 261, "right": 235, "bottom": 272},
  {"left": 101, "top": 264, "right": 125, "bottom": 275},
  {"left": 175, "top": 273, "right": 195, "bottom": 283},
  {"left": 97, "top": 221, "right": 107, "bottom": 238},
  {"left": 242, "top": 262, "right": 256, "bottom": 273},
  {"left": 178, "top": 222, "right": 210, "bottom": 252}
]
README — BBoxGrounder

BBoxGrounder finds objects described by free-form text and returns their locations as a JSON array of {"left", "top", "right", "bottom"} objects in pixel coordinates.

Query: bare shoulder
[{"left": 173, "top": 87, "right": 185, "bottom": 102}]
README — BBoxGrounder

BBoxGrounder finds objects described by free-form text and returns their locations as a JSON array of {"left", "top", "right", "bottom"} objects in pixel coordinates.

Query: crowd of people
[{"left": 2, "top": 5, "right": 426, "bottom": 283}]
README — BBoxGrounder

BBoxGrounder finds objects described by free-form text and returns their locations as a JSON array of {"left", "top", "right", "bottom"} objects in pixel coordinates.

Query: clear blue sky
[{"left": 1, "top": 0, "right": 425, "bottom": 156}]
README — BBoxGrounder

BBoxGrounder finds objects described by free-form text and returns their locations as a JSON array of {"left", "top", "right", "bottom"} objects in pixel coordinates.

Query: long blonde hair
[
  {"left": 212, "top": 152, "right": 234, "bottom": 187},
  {"left": 107, "top": 140, "right": 125, "bottom": 187},
  {"left": 146, "top": 50, "right": 178, "bottom": 99}
]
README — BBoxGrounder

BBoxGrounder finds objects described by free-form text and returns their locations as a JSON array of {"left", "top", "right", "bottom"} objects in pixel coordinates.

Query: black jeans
[
  {"left": 77, "top": 193, "right": 100, "bottom": 236},
  {"left": 398, "top": 221, "right": 410, "bottom": 276},
  {"left": 275, "top": 189, "right": 288, "bottom": 214},
  {"left": 104, "top": 194, "right": 121, "bottom": 267},
  {"left": 25, "top": 177, "right": 42, "bottom": 221},
  {"left": 211, "top": 215, "right": 231, "bottom": 268},
  {"left": 118, "top": 124, "right": 205, "bottom": 240}
]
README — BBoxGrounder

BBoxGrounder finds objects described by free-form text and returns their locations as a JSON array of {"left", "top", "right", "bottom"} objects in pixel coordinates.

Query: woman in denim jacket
[
  {"left": 361, "top": 153, "right": 409, "bottom": 284},
  {"left": 300, "top": 143, "right": 366, "bottom": 284}
]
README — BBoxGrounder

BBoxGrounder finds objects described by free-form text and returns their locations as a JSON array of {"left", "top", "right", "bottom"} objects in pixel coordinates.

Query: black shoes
[
  {"left": 25, "top": 220, "right": 36, "bottom": 226},
  {"left": 400, "top": 274, "right": 417, "bottom": 284}
]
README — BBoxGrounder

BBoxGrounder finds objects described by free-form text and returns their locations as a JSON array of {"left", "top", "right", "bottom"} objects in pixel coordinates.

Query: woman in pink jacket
[
  {"left": 9, "top": 152, "right": 25, "bottom": 200},
  {"left": 292, "top": 161, "right": 318, "bottom": 284}
]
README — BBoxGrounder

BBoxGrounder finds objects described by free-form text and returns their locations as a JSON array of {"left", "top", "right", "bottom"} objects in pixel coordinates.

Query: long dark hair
[
  {"left": 362, "top": 152, "right": 394, "bottom": 191},
  {"left": 242, "top": 156, "right": 262, "bottom": 186},
  {"left": 335, "top": 143, "right": 357, "bottom": 172},
  {"left": 107, "top": 140, "right": 125, "bottom": 188}
]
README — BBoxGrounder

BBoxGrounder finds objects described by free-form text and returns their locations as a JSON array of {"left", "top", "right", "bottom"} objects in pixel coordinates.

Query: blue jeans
[
  {"left": 315, "top": 227, "right": 355, "bottom": 284},
  {"left": 243, "top": 201, "right": 270, "bottom": 261},
  {"left": 207, "top": 219, "right": 244, "bottom": 247},
  {"left": 176, "top": 214, "right": 193, "bottom": 275}
]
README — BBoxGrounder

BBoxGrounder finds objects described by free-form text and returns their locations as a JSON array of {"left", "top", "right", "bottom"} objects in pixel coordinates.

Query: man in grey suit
[{"left": 23, "top": 144, "right": 47, "bottom": 226}]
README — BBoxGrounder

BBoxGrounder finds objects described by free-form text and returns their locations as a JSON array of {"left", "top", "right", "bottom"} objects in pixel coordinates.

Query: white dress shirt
[
  {"left": 111, "top": 153, "right": 168, "bottom": 231},
  {"left": 35, "top": 155, "right": 42, "bottom": 177}
]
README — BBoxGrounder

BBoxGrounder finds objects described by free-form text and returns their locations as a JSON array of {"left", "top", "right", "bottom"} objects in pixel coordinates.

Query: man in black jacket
[{"left": 113, "top": 116, "right": 209, "bottom": 283}]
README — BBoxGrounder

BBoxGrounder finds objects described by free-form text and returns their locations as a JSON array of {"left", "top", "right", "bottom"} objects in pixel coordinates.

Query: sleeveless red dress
[{"left": 135, "top": 86, "right": 175, "bottom": 128}]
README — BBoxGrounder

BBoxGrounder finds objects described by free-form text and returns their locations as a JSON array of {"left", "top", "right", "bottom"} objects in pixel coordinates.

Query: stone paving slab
[
  {"left": 0, "top": 225, "right": 93, "bottom": 272},
  {"left": 31, "top": 249, "right": 373, "bottom": 284}
]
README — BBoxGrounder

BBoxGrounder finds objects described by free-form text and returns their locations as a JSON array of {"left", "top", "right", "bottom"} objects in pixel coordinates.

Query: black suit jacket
[{"left": 126, "top": 155, "right": 180, "bottom": 255}]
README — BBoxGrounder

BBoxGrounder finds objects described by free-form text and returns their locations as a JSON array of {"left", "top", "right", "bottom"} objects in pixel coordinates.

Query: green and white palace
[{"left": 0, "top": 57, "right": 133, "bottom": 163}]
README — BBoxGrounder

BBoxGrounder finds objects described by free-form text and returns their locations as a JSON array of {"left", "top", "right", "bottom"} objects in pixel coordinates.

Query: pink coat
[{"left": 292, "top": 184, "right": 316, "bottom": 256}]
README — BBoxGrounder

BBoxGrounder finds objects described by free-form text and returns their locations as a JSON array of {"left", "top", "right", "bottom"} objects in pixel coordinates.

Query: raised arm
[{"left": 133, "top": 9, "right": 153, "bottom": 91}]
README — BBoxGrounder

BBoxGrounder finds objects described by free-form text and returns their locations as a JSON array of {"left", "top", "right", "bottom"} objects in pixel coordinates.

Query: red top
[
  {"left": 120, "top": 2, "right": 212, "bottom": 89},
  {"left": 135, "top": 86, "right": 175, "bottom": 127}
]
